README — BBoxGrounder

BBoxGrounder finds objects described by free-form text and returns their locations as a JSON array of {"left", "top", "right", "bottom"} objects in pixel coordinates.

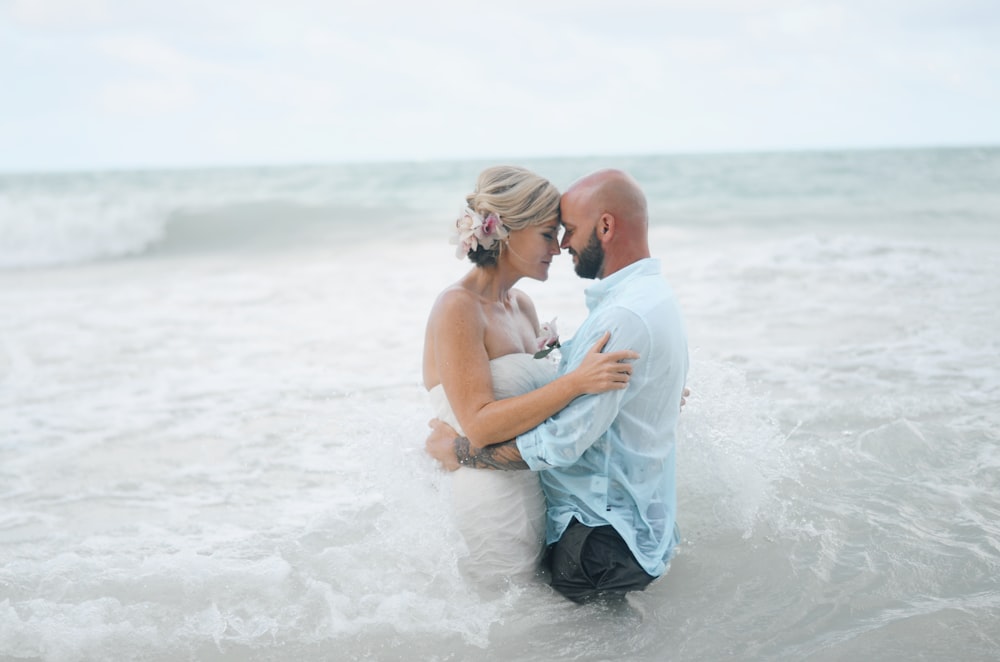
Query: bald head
[{"left": 564, "top": 169, "right": 648, "bottom": 229}]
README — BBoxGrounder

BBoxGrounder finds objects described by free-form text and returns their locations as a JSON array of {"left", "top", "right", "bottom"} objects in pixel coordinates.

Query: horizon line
[{"left": 2, "top": 141, "right": 997, "bottom": 177}]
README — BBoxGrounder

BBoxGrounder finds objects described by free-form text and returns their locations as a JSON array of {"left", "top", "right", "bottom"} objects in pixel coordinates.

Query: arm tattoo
[{"left": 454, "top": 436, "right": 529, "bottom": 471}]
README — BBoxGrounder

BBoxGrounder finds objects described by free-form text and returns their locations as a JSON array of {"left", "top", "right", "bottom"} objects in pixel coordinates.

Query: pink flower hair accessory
[{"left": 451, "top": 206, "right": 509, "bottom": 259}]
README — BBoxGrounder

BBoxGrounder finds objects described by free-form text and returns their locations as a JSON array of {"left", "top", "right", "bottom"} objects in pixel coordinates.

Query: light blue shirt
[{"left": 516, "top": 258, "right": 688, "bottom": 576}]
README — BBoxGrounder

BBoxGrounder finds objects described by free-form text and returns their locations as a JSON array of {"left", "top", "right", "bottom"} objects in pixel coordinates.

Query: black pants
[{"left": 545, "top": 518, "right": 655, "bottom": 603}]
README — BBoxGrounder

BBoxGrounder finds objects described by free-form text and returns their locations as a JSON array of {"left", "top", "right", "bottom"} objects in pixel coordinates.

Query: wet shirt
[{"left": 516, "top": 258, "right": 689, "bottom": 576}]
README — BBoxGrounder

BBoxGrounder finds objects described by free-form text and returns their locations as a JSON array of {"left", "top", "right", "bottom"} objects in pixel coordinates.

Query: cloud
[
  {"left": 1, "top": 0, "right": 998, "bottom": 170},
  {"left": 7, "top": 0, "right": 111, "bottom": 27}
]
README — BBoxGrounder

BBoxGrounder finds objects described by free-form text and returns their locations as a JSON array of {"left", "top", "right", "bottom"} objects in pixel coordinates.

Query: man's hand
[
  {"left": 425, "top": 418, "right": 461, "bottom": 471},
  {"left": 681, "top": 387, "right": 690, "bottom": 411}
]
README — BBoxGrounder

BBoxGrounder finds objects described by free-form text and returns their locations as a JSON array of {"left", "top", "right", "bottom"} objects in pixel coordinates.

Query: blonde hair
[{"left": 462, "top": 166, "right": 560, "bottom": 266}]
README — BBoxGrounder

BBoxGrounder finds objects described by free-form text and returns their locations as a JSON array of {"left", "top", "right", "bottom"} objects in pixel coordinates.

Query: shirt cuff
[{"left": 515, "top": 430, "right": 553, "bottom": 471}]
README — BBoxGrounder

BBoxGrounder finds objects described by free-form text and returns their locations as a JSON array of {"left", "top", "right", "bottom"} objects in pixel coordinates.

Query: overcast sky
[{"left": 2, "top": 0, "right": 999, "bottom": 172}]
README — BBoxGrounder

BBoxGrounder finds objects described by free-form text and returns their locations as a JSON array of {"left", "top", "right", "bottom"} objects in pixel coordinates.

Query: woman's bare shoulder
[
  {"left": 428, "top": 284, "right": 485, "bottom": 327},
  {"left": 432, "top": 283, "right": 479, "bottom": 309}
]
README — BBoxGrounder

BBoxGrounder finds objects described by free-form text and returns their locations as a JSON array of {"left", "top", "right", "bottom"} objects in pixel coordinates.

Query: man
[{"left": 425, "top": 169, "right": 689, "bottom": 603}]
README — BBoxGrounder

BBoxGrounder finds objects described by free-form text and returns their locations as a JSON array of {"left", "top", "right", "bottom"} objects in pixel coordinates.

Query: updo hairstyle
[{"left": 463, "top": 166, "right": 560, "bottom": 267}]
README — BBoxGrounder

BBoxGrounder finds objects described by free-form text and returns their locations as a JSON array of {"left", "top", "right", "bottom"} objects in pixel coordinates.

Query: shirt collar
[{"left": 584, "top": 258, "right": 661, "bottom": 310}]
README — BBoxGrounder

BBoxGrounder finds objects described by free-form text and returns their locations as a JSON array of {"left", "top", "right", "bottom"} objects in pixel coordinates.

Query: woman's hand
[
  {"left": 570, "top": 331, "right": 640, "bottom": 394},
  {"left": 426, "top": 418, "right": 461, "bottom": 471}
]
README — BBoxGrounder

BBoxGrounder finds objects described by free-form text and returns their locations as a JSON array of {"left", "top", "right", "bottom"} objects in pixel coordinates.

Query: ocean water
[{"left": 1, "top": 148, "right": 999, "bottom": 661}]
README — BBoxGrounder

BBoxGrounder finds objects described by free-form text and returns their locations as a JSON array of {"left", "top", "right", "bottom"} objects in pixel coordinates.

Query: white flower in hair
[{"left": 451, "top": 206, "right": 509, "bottom": 259}]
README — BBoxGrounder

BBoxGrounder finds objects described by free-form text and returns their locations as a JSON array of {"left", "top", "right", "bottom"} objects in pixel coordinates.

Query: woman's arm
[{"left": 430, "top": 290, "right": 637, "bottom": 449}]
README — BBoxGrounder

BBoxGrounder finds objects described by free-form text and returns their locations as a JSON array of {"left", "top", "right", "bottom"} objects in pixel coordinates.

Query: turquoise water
[{"left": 1, "top": 147, "right": 999, "bottom": 660}]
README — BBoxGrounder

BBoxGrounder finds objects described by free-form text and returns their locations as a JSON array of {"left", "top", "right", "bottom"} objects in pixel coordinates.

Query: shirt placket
[{"left": 587, "top": 433, "right": 614, "bottom": 513}]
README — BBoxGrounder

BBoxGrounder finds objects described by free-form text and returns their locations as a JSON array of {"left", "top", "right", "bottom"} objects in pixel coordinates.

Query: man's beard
[{"left": 573, "top": 228, "right": 604, "bottom": 279}]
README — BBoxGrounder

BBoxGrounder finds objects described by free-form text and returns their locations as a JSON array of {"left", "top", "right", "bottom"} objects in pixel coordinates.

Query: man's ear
[{"left": 598, "top": 213, "right": 615, "bottom": 243}]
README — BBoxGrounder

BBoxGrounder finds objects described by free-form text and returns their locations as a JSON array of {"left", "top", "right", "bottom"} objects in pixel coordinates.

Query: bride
[{"left": 422, "top": 165, "right": 637, "bottom": 584}]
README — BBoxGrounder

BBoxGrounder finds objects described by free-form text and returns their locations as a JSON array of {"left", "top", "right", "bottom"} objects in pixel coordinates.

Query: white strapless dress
[{"left": 428, "top": 353, "right": 556, "bottom": 585}]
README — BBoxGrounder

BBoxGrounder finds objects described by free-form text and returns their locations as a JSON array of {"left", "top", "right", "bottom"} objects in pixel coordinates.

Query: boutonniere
[{"left": 533, "top": 318, "right": 560, "bottom": 359}]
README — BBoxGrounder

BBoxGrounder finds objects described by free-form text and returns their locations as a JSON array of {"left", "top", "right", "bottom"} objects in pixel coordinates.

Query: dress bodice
[{"left": 428, "top": 353, "right": 557, "bottom": 436}]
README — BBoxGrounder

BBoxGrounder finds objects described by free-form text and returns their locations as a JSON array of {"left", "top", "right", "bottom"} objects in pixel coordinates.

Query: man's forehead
[{"left": 559, "top": 201, "right": 585, "bottom": 225}]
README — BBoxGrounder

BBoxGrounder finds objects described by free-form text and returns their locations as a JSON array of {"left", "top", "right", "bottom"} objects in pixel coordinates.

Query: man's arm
[
  {"left": 425, "top": 418, "right": 528, "bottom": 471},
  {"left": 455, "top": 437, "right": 528, "bottom": 470}
]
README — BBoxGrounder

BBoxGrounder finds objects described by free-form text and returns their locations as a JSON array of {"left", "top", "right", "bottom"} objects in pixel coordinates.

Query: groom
[{"left": 425, "top": 168, "right": 689, "bottom": 603}]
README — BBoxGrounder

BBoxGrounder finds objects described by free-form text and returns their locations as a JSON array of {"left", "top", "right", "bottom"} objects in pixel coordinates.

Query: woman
[{"left": 423, "top": 166, "right": 637, "bottom": 584}]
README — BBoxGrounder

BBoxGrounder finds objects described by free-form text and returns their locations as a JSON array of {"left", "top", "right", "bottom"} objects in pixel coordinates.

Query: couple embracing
[{"left": 423, "top": 166, "right": 688, "bottom": 604}]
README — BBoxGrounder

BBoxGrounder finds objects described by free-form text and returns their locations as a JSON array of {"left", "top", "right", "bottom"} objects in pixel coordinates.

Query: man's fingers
[
  {"left": 606, "top": 349, "right": 640, "bottom": 363},
  {"left": 589, "top": 331, "right": 611, "bottom": 353}
]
